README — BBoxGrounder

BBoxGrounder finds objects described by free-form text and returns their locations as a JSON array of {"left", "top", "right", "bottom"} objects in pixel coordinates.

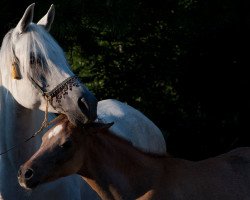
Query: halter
[{"left": 27, "top": 73, "right": 79, "bottom": 108}]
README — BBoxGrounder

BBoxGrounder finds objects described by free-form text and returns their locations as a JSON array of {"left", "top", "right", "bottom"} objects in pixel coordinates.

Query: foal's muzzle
[{"left": 18, "top": 166, "right": 39, "bottom": 189}]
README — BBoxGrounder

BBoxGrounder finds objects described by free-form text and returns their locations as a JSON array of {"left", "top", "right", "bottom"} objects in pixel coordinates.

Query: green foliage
[
  {"left": 64, "top": 1, "right": 185, "bottom": 127},
  {"left": 62, "top": 0, "right": 250, "bottom": 160}
]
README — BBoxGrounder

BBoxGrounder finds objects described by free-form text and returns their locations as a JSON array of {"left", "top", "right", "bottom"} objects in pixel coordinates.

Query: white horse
[
  {"left": 0, "top": 3, "right": 166, "bottom": 200},
  {"left": 0, "top": 3, "right": 99, "bottom": 200}
]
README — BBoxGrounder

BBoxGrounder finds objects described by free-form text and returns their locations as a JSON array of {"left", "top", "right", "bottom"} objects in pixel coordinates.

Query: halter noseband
[{"left": 27, "top": 73, "right": 79, "bottom": 103}]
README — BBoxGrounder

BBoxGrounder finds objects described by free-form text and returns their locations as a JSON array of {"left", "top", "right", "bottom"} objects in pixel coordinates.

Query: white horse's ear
[
  {"left": 16, "top": 3, "right": 35, "bottom": 34},
  {"left": 37, "top": 4, "right": 55, "bottom": 31}
]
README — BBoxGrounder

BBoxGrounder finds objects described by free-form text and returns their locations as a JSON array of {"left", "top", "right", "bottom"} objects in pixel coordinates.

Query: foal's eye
[{"left": 60, "top": 140, "right": 72, "bottom": 149}]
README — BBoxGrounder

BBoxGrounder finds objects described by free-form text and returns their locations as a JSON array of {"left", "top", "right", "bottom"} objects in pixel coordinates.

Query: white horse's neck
[
  {"left": 0, "top": 84, "right": 46, "bottom": 199},
  {"left": 0, "top": 81, "right": 99, "bottom": 200}
]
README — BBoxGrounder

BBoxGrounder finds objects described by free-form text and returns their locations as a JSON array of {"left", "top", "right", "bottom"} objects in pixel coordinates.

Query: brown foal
[{"left": 18, "top": 115, "right": 250, "bottom": 200}]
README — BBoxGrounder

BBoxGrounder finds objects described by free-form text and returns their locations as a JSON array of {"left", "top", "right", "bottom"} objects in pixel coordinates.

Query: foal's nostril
[
  {"left": 24, "top": 168, "right": 34, "bottom": 180},
  {"left": 17, "top": 168, "right": 22, "bottom": 177}
]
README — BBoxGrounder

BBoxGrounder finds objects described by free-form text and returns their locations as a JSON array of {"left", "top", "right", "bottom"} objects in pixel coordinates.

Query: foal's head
[{"left": 18, "top": 115, "right": 113, "bottom": 189}]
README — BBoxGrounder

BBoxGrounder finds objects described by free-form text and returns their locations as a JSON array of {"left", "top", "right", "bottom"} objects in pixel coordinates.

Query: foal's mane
[{"left": 96, "top": 128, "right": 168, "bottom": 158}]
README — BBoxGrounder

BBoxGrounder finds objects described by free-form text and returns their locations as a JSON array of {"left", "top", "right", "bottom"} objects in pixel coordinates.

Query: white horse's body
[
  {"left": 97, "top": 99, "right": 166, "bottom": 155},
  {"left": 0, "top": 3, "right": 166, "bottom": 200}
]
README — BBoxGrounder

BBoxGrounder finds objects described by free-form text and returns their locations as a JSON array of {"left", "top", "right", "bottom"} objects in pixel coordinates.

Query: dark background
[{"left": 1, "top": 0, "right": 250, "bottom": 160}]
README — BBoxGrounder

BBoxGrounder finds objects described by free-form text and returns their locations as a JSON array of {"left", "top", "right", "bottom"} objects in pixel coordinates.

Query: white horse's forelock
[
  {"left": 17, "top": 23, "right": 70, "bottom": 75},
  {"left": 0, "top": 23, "right": 71, "bottom": 92}
]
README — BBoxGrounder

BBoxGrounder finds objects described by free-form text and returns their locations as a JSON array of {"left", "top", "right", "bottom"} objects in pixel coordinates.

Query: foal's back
[
  {"left": 158, "top": 147, "right": 250, "bottom": 200},
  {"left": 90, "top": 130, "right": 250, "bottom": 200}
]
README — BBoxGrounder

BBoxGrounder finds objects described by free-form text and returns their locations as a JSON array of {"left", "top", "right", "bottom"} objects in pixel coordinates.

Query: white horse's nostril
[
  {"left": 78, "top": 96, "right": 98, "bottom": 122},
  {"left": 24, "top": 168, "right": 34, "bottom": 180},
  {"left": 80, "top": 97, "right": 89, "bottom": 110},
  {"left": 78, "top": 97, "right": 90, "bottom": 117}
]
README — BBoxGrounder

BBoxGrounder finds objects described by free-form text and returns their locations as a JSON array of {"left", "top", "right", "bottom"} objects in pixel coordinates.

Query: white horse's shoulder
[{"left": 97, "top": 99, "right": 166, "bottom": 155}]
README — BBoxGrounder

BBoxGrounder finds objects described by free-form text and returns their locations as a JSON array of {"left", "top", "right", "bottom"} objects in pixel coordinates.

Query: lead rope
[{"left": 0, "top": 97, "right": 63, "bottom": 156}]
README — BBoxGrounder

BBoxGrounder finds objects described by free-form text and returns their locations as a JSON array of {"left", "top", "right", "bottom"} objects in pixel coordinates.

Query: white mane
[{"left": 0, "top": 31, "right": 13, "bottom": 90}]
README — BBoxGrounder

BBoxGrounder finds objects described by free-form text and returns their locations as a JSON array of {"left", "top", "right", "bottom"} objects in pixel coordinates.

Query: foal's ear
[
  {"left": 37, "top": 4, "right": 55, "bottom": 31},
  {"left": 16, "top": 3, "right": 35, "bottom": 34},
  {"left": 86, "top": 122, "right": 114, "bottom": 133}
]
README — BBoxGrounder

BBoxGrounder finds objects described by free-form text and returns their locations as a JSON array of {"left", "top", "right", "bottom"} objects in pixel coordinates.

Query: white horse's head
[{"left": 0, "top": 3, "right": 97, "bottom": 125}]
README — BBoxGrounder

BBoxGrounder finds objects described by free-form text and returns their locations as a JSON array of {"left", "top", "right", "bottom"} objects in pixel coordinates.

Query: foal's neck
[{"left": 79, "top": 130, "right": 167, "bottom": 200}]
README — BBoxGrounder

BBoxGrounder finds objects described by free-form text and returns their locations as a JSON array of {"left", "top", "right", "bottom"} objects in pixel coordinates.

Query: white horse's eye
[
  {"left": 30, "top": 54, "right": 36, "bottom": 65},
  {"left": 30, "top": 54, "right": 42, "bottom": 66},
  {"left": 36, "top": 57, "right": 42, "bottom": 65}
]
